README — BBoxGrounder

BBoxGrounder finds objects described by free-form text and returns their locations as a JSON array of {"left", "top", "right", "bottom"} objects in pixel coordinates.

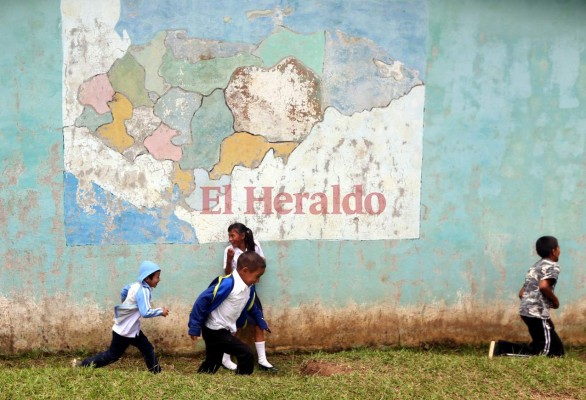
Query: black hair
[
  {"left": 236, "top": 251, "right": 266, "bottom": 272},
  {"left": 536, "top": 236, "right": 559, "bottom": 258},
  {"left": 146, "top": 270, "right": 160, "bottom": 281},
  {"left": 228, "top": 222, "right": 256, "bottom": 253}
]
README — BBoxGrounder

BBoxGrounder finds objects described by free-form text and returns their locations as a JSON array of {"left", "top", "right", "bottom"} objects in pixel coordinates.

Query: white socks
[
  {"left": 255, "top": 341, "right": 273, "bottom": 368},
  {"left": 223, "top": 342, "right": 273, "bottom": 369},
  {"left": 222, "top": 353, "right": 237, "bottom": 370}
]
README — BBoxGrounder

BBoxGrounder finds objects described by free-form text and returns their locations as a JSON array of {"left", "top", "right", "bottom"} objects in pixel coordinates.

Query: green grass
[{"left": 0, "top": 346, "right": 584, "bottom": 399}]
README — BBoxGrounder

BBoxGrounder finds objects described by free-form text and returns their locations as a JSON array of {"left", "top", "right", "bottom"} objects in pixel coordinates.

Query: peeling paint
[
  {"left": 1, "top": 297, "right": 584, "bottom": 355},
  {"left": 210, "top": 132, "right": 299, "bottom": 179},
  {"left": 226, "top": 57, "right": 323, "bottom": 142},
  {"left": 61, "top": 1, "right": 425, "bottom": 244},
  {"left": 95, "top": 93, "right": 134, "bottom": 153},
  {"left": 1, "top": 0, "right": 585, "bottom": 356}
]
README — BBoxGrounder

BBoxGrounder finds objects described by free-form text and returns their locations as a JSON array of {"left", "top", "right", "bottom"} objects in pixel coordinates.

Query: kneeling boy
[
  {"left": 489, "top": 236, "right": 564, "bottom": 358},
  {"left": 188, "top": 251, "right": 270, "bottom": 374}
]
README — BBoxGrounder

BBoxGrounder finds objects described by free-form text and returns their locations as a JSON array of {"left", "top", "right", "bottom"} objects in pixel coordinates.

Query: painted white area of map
[
  {"left": 177, "top": 86, "right": 424, "bottom": 242},
  {"left": 64, "top": 126, "right": 174, "bottom": 209},
  {"left": 61, "top": 0, "right": 130, "bottom": 126}
]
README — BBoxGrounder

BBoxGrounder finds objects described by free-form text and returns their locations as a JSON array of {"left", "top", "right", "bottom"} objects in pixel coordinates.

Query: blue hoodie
[
  {"left": 113, "top": 261, "right": 164, "bottom": 338},
  {"left": 138, "top": 260, "right": 161, "bottom": 283}
]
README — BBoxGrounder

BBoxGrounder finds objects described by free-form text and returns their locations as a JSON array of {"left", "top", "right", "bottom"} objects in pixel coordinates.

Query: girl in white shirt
[{"left": 222, "top": 222, "right": 276, "bottom": 371}]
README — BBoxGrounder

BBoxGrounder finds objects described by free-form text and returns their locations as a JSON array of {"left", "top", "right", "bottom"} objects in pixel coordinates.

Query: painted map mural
[{"left": 62, "top": 0, "right": 427, "bottom": 245}]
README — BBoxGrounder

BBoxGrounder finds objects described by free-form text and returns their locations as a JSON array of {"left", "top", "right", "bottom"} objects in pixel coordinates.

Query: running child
[{"left": 75, "top": 260, "right": 169, "bottom": 373}]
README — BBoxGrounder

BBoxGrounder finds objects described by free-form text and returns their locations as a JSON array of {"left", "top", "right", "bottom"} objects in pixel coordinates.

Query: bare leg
[{"left": 254, "top": 325, "right": 265, "bottom": 342}]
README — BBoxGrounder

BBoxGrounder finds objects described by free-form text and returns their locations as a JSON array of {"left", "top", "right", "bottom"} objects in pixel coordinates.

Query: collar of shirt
[
  {"left": 232, "top": 268, "right": 249, "bottom": 293},
  {"left": 540, "top": 258, "right": 559, "bottom": 268}
]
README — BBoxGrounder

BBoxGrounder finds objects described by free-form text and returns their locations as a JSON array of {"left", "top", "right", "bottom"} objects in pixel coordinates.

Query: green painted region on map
[
  {"left": 107, "top": 52, "right": 153, "bottom": 108},
  {"left": 254, "top": 26, "right": 325, "bottom": 75},
  {"left": 129, "top": 31, "right": 168, "bottom": 95},
  {"left": 154, "top": 87, "right": 202, "bottom": 140},
  {"left": 75, "top": 106, "right": 113, "bottom": 132},
  {"left": 160, "top": 51, "right": 263, "bottom": 95},
  {"left": 181, "top": 88, "right": 234, "bottom": 170}
]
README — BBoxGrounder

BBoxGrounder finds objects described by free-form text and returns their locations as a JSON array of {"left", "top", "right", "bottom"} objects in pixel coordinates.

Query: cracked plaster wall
[{"left": 0, "top": 0, "right": 585, "bottom": 354}]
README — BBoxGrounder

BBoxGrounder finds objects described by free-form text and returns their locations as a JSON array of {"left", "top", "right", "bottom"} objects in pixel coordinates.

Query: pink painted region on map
[
  {"left": 78, "top": 74, "right": 115, "bottom": 114},
  {"left": 144, "top": 123, "right": 183, "bottom": 161}
]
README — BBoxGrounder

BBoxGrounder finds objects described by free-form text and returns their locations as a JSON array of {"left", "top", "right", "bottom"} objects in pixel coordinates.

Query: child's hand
[
  {"left": 225, "top": 248, "right": 235, "bottom": 274},
  {"left": 551, "top": 298, "right": 560, "bottom": 309},
  {"left": 162, "top": 307, "right": 169, "bottom": 317},
  {"left": 190, "top": 335, "right": 199, "bottom": 341}
]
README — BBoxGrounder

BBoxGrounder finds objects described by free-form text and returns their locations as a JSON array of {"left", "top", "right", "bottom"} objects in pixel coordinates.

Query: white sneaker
[
  {"left": 71, "top": 358, "right": 82, "bottom": 368},
  {"left": 222, "top": 354, "right": 237, "bottom": 371}
]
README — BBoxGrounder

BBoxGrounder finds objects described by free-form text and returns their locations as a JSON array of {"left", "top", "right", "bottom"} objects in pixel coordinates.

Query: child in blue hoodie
[{"left": 76, "top": 260, "right": 169, "bottom": 373}]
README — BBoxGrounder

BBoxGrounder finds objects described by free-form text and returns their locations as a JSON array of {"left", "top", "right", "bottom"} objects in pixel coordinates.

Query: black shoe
[{"left": 258, "top": 364, "right": 278, "bottom": 372}]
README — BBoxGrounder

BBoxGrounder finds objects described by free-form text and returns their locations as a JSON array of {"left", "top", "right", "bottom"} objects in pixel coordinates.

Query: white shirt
[
  {"left": 205, "top": 269, "right": 250, "bottom": 333},
  {"left": 223, "top": 241, "right": 265, "bottom": 273}
]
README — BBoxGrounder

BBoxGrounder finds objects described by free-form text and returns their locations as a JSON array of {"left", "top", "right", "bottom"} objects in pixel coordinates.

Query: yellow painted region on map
[
  {"left": 210, "top": 132, "right": 299, "bottom": 179},
  {"left": 169, "top": 163, "right": 195, "bottom": 195},
  {"left": 96, "top": 92, "right": 134, "bottom": 153}
]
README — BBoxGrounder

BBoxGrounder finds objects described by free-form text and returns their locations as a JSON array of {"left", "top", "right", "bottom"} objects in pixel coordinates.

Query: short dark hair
[
  {"left": 536, "top": 236, "right": 559, "bottom": 258},
  {"left": 146, "top": 270, "right": 159, "bottom": 281},
  {"left": 236, "top": 251, "right": 266, "bottom": 272}
]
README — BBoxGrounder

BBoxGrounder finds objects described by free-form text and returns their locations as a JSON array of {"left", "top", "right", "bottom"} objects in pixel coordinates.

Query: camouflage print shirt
[{"left": 519, "top": 258, "right": 560, "bottom": 320}]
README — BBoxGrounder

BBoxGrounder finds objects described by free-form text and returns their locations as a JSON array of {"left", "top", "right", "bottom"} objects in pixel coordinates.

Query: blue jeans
[{"left": 81, "top": 330, "right": 161, "bottom": 373}]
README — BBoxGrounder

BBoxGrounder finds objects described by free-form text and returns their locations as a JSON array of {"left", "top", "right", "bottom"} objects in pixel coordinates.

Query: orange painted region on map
[
  {"left": 169, "top": 163, "right": 195, "bottom": 195},
  {"left": 96, "top": 92, "right": 134, "bottom": 153},
  {"left": 210, "top": 131, "right": 299, "bottom": 179}
]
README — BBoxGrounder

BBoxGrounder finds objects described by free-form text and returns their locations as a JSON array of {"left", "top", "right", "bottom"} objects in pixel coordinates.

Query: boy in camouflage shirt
[{"left": 489, "top": 236, "right": 564, "bottom": 358}]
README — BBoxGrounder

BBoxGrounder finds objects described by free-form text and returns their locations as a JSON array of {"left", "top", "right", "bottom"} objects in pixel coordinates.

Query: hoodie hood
[{"left": 138, "top": 260, "right": 161, "bottom": 282}]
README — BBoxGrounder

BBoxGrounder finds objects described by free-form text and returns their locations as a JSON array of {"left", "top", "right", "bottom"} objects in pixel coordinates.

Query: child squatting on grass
[
  {"left": 489, "top": 236, "right": 564, "bottom": 358},
  {"left": 188, "top": 251, "right": 270, "bottom": 375},
  {"left": 74, "top": 261, "right": 169, "bottom": 373}
]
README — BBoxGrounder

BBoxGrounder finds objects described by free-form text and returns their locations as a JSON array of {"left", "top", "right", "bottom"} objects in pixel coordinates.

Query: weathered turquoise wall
[{"left": 0, "top": 0, "right": 584, "bottom": 353}]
